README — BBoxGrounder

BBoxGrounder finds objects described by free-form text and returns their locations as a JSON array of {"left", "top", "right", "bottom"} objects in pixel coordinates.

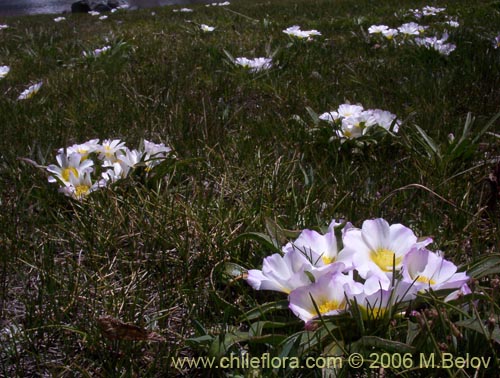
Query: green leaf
[
  {"left": 466, "top": 254, "right": 500, "bottom": 279},
  {"left": 456, "top": 318, "right": 500, "bottom": 344},
  {"left": 355, "top": 336, "right": 416, "bottom": 354},
  {"left": 230, "top": 232, "right": 282, "bottom": 253},
  {"left": 239, "top": 300, "right": 290, "bottom": 322},
  {"left": 249, "top": 321, "right": 289, "bottom": 337}
]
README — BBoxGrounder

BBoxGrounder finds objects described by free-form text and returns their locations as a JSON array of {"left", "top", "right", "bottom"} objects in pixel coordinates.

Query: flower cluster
[
  {"left": 415, "top": 33, "right": 456, "bottom": 55},
  {"left": 83, "top": 45, "right": 111, "bottom": 58},
  {"left": 44, "top": 139, "right": 172, "bottom": 200},
  {"left": 408, "top": 6, "right": 446, "bottom": 18},
  {"left": 246, "top": 218, "right": 470, "bottom": 323},
  {"left": 283, "top": 25, "right": 322, "bottom": 40},
  {"left": 234, "top": 57, "right": 272, "bottom": 72},
  {"left": 319, "top": 103, "right": 400, "bottom": 140},
  {"left": 205, "top": 1, "right": 230, "bottom": 6},
  {"left": 368, "top": 5, "right": 458, "bottom": 56}
]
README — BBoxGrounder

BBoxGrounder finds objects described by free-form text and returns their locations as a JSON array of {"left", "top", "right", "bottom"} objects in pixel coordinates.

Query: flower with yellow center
[
  {"left": 289, "top": 273, "right": 362, "bottom": 323},
  {"left": 282, "top": 220, "right": 350, "bottom": 269},
  {"left": 47, "top": 152, "right": 94, "bottom": 186},
  {"left": 60, "top": 171, "right": 106, "bottom": 200},
  {"left": 402, "top": 248, "right": 469, "bottom": 293},
  {"left": 338, "top": 218, "right": 430, "bottom": 295},
  {"left": 18, "top": 81, "right": 43, "bottom": 100}
]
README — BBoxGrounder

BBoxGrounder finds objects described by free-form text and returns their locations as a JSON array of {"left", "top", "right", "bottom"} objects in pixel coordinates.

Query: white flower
[
  {"left": 0, "top": 25, "right": 8, "bottom": 30},
  {"left": 398, "top": 22, "right": 426, "bottom": 36},
  {"left": 338, "top": 218, "right": 432, "bottom": 294},
  {"left": 445, "top": 19, "right": 459, "bottom": 28},
  {"left": 422, "top": 6, "right": 446, "bottom": 16},
  {"left": 337, "top": 103, "right": 364, "bottom": 118},
  {"left": 494, "top": 35, "right": 500, "bottom": 49},
  {"left": 143, "top": 139, "right": 171, "bottom": 169},
  {"left": 60, "top": 171, "right": 105, "bottom": 200},
  {"left": 282, "top": 220, "right": 352, "bottom": 267},
  {"left": 173, "top": 8, "right": 193, "bottom": 12},
  {"left": 59, "top": 139, "right": 100, "bottom": 159},
  {"left": 234, "top": 57, "right": 272, "bottom": 72},
  {"left": 382, "top": 28, "right": 399, "bottom": 40},
  {"left": 17, "top": 82, "right": 43, "bottom": 100},
  {"left": 117, "top": 148, "right": 144, "bottom": 176},
  {"left": 0, "top": 66, "right": 10, "bottom": 79},
  {"left": 88, "top": 11, "right": 100, "bottom": 16},
  {"left": 54, "top": 17, "right": 66, "bottom": 22},
  {"left": 97, "top": 139, "right": 127, "bottom": 163},
  {"left": 415, "top": 34, "right": 456, "bottom": 55},
  {"left": 99, "top": 15, "right": 108, "bottom": 21},
  {"left": 200, "top": 24, "right": 215, "bottom": 32},
  {"left": 367, "top": 109, "right": 400, "bottom": 132},
  {"left": 289, "top": 273, "right": 363, "bottom": 323},
  {"left": 348, "top": 279, "right": 417, "bottom": 319},
  {"left": 83, "top": 45, "right": 111, "bottom": 58},
  {"left": 368, "top": 25, "right": 389, "bottom": 34},
  {"left": 319, "top": 111, "right": 339, "bottom": 123},
  {"left": 402, "top": 248, "right": 469, "bottom": 292},
  {"left": 47, "top": 152, "right": 94, "bottom": 186},
  {"left": 246, "top": 249, "right": 319, "bottom": 294},
  {"left": 283, "top": 25, "right": 321, "bottom": 40}
]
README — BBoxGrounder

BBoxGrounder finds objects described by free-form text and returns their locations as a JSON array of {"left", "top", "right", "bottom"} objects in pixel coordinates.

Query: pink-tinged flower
[
  {"left": 493, "top": 35, "right": 500, "bottom": 49},
  {"left": 282, "top": 220, "right": 352, "bottom": 267},
  {"left": 143, "top": 139, "right": 171, "bottom": 168},
  {"left": 444, "top": 283, "right": 472, "bottom": 302},
  {"left": 368, "top": 25, "right": 389, "bottom": 34},
  {"left": 348, "top": 280, "right": 417, "bottom": 319},
  {"left": 246, "top": 249, "right": 318, "bottom": 294},
  {"left": 289, "top": 273, "right": 363, "bottom": 323},
  {"left": 47, "top": 152, "right": 94, "bottom": 186},
  {"left": 338, "top": 219, "right": 431, "bottom": 294},
  {"left": 83, "top": 45, "right": 111, "bottom": 58},
  {"left": 18, "top": 82, "right": 43, "bottom": 100},
  {"left": 0, "top": 24, "right": 8, "bottom": 30},
  {"left": 402, "top": 248, "right": 469, "bottom": 292},
  {"left": 415, "top": 34, "right": 456, "bottom": 55}
]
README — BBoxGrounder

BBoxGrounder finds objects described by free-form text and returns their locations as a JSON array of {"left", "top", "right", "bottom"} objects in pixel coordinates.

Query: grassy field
[{"left": 0, "top": 0, "right": 499, "bottom": 376}]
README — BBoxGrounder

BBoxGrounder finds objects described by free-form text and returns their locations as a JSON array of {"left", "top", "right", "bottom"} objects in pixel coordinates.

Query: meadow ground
[{"left": 0, "top": 0, "right": 499, "bottom": 376}]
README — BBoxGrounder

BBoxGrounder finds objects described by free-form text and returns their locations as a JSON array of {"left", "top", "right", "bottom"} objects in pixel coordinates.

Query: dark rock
[
  {"left": 93, "top": 4, "right": 112, "bottom": 12},
  {"left": 71, "top": 1, "right": 91, "bottom": 13},
  {"left": 107, "top": 0, "right": 122, "bottom": 9}
]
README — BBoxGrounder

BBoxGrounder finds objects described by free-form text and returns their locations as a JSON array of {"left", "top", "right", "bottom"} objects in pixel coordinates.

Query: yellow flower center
[
  {"left": 416, "top": 276, "right": 436, "bottom": 285},
  {"left": 359, "top": 305, "right": 387, "bottom": 319},
  {"left": 321, "top": 255, "right": 335, "bottom": 265},
  {"left": 370, "top": 248, "right": 402, "bottom": 272},
  {"left": 318, "top": 300, "right": 343, "bottom": 315},
  {"left": 62, "top": 167, "right": 78, "bottom": 182},
  {"left": 74, "top": 185, "right": 90, "bottom": 198}
]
